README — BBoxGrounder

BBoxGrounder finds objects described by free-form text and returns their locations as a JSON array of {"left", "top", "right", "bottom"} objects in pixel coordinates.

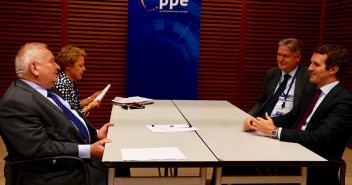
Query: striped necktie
[{"left": 47, "top": 90, "right": 90, "bottom": 142}]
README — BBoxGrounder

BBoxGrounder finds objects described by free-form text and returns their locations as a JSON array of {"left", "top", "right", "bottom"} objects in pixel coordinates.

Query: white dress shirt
[{"left": 270, "top": 66, "right": 298, "bottom": 117}]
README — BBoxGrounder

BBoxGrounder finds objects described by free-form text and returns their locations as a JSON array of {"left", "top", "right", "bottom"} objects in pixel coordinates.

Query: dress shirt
[
  {"left": 270, "top": 66, "right": 298, "bottom": 117},
  {"left": 278, "top": 81, "right": 340, "bottom": 138},
  {"left": 20, "top": 79, "right": 91, "bottom": 158}
]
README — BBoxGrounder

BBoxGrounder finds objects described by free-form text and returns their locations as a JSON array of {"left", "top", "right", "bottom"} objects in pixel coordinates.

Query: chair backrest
[{"left": 0, "top": 118, "right": 93, "bottom": 185}]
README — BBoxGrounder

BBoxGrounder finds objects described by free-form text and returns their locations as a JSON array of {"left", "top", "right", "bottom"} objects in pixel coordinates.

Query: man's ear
[
  {"left": 29, "top": 62, "right": 39, "bottom": 76},
  {"left": 295, "top": 54, "right": 301, "bottom": 63},
  {"left": 330, "top": 65, "right": 339, "bottom": 75}
]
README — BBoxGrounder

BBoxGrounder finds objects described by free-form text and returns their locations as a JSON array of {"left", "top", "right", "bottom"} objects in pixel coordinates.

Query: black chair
[
  {"left": 329, "top": 159, "right": 346, "bottom": 185},
  {"left": 4, "top": 156, "right": 90, "bottom": 185}
]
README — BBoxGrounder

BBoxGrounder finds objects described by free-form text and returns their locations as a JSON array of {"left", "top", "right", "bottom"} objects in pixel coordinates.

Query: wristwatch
[{"left": 271, "top": 127, "right": 279, "bottom": 139}]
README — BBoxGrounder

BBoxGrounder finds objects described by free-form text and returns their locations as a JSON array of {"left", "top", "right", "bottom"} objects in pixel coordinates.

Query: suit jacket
[
  {"left": 0, "top": 79, "right": 106, "bottom": 185},
  {"left": 272, "top": 83, "right": 352, "bottom": 185},
  {"left": 248, "top": 66, "right": 316, "bottom": 117}
]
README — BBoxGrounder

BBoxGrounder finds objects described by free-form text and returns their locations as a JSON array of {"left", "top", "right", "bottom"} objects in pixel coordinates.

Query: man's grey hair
[
  {"left": 278, "top": 38, "right": 303, "bottom": 57},
  {"left": 15, "top": 42, "right": 48, "bottom": 77}
]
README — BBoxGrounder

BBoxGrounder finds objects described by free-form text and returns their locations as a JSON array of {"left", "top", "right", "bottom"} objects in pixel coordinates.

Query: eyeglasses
[{"left": 121, "top": 103, "right": 145, "bottom": 110}]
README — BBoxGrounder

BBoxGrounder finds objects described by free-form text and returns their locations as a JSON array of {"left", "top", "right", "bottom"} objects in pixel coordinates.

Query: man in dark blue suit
[{"left": 244, "top": 44, "right": 352, "bottom": 185}]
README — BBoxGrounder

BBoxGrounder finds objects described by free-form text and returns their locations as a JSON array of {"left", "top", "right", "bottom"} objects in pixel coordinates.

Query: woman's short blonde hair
[{"left": 56, "top": 46, "right": 87, "bottom": 70}]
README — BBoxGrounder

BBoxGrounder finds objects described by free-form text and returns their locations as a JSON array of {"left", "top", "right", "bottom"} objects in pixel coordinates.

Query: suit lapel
[
  {"left": 15, "top": 79, "right": 88, "bottom": 142},
  {"left": 50, "top": 85, "right": 94, "bottom": 142},
  {"left": 293, "top": 66, "right": 303, "bottom": 106},
  {"left": 267, "top": 69, "right": 281, "bottom": 99},
  {"left": 305, "top": 84, "right": 341, "bottom": 130}
]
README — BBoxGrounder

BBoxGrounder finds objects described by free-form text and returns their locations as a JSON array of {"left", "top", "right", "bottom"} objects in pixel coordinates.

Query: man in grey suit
[
  {"left": 244, "top": 44, "right": 352, "bottom": 185},
  {"left": 0, "top": 43, "right": 112, "bottom": 185},
  {"left": 247, "top": 38, "right": 316, "bottom": 119}
]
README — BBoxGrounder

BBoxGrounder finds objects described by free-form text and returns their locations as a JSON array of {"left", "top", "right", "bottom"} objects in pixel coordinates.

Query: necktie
[
  {"left": 260, "top": 74, "right": 291, "bottom": 117},
  {"left": 47, "top": 90, "right": 90, "bottom": 142},
  {"left": 296, "top": 89, "right": 322, "bottom": 130}
]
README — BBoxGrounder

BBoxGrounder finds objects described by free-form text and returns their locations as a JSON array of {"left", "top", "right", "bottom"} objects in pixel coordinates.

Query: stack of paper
[{"left": 112, "top": 96, "right": 153, "bottom": 105}]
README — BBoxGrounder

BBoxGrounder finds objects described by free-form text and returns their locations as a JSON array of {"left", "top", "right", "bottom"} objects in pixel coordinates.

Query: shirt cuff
[
  {"left": 278, "top": 127, "right": 282, "bottom": 139},
  {"left": 78, "top": 144, "right": 91, "bottom": 158}
]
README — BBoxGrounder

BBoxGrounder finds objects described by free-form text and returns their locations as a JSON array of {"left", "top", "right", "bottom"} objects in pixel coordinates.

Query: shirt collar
[
  {"left": 19, "top": 78, "right": 48, "bottom": 97},
  {"left": 281, "top": 66, "right": 298, "bottom": 78},
  {"left": 319, "top": 81, "right": 340, "bottom": 95}
]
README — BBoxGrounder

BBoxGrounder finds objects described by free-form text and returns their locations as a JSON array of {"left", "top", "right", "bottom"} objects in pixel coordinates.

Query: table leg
[
  {"left": 200, "top": 167, "right": 207, "bottom": 185},
  {"left": 215, "top": 167, "right": 222, "bottom": 185},
  {"left": 108, "top": 168, "right": 115, "bottom": 185},
  {"left": 301, "top": 167, "right": 307, "bottom": 185}
]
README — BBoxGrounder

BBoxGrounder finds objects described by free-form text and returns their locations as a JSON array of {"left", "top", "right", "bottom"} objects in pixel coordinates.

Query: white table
[
  {"left": 103, "top": 100, "right": 219, "bottom": 185},
  {"left": 173, "top": 100, "right": 328, "bottom": 185}
]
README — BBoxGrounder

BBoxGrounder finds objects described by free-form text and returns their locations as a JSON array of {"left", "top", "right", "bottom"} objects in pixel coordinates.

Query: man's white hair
[{"left": 15, "top": 42, "right": 48, "bottom": 77}]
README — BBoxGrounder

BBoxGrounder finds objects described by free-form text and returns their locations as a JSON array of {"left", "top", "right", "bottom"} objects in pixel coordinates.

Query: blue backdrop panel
[{"left": 126, "top": 0, "right": 201, "bottom": 99}]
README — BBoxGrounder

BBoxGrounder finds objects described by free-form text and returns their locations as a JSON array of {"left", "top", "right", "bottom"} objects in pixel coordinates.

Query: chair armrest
[
  {"left": 5, "top": 156, "right": 90, "bottom": 185},
  {"left": 328, "top": 159, "right": 346, "bottom": 185}
]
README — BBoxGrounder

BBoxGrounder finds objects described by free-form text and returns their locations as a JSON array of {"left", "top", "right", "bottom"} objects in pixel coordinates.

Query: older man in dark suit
[
  {"left": 0, "top": 43, "right": 113, "bottom": 185},
  {"left": 244, "top": 44, "right": 352, "bottom": 185},
  {"left": 248, "top": 38, "right": 316, "bottom": 119}
]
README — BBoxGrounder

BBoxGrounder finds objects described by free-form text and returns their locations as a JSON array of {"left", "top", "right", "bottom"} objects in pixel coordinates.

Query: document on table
[
  {"left": 121, "top": 147, "right": 186, "bottom": 161},
  {"left": 146, "top": 124, "right": 199, "bottom": 132}
]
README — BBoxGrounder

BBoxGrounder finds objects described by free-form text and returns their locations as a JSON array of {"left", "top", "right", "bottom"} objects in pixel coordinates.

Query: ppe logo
[
  {"left": 141, "top": 0, "right": 189, "bottom": 12},
  {"left": 160, "top": 0, "right": 189, "bottom": 10}
]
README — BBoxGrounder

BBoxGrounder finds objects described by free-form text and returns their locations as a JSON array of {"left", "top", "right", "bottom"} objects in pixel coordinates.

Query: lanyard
[{"left": 280, "top": 66, "right": 299, "bottom": 108}]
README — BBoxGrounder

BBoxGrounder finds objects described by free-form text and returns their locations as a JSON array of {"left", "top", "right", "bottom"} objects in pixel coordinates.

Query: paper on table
[
  {"left": 146, "top": 124, "right": 199, "bottom": 132},
  {"left": 112, "top": 96, "right": 153, "bottom": 105},
  {"left": 95, "top": 84, "right": 111, "bottom": 101},
  {"left": 121, "top": 147, "right": 186, "bottom": 161}
]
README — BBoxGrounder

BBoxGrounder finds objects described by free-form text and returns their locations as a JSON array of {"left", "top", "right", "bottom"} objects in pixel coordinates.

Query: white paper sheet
[
  {"left": 121, "top": 147, "right": 186, "bottom": 161},
  {"left": 94, "top": 84, "right": 111, "bottom": 101},
  {"left": 146, "top": 124, "right": 199, "bottom": 132}
]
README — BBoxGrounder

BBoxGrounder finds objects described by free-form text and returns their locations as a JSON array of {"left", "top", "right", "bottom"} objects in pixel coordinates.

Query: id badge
[{"left": 275, "top": 111, "right": 283, "bottom": 117}]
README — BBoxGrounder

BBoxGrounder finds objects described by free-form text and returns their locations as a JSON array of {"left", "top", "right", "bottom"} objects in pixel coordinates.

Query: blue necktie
[
  {"left": 47, "top": 91, "right": 90, "bottom": 142},
  {"left": 260, "top": 74, "right": 291, "bottom": 118}
]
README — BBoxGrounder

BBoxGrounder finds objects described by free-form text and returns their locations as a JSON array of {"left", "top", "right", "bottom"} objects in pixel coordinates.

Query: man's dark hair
[{"left": 313, "top": 44, "right": 349, "bottom": 77}]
